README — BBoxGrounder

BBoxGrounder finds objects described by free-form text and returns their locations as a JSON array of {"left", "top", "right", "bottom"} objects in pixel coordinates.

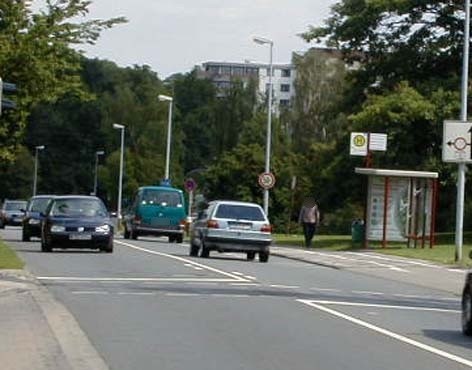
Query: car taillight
[
  {"left": 260, "top": 224, "right": 272, "bottom": 233},
  {"left": 180, "top": 219, "right": 187, "bottom": 229},
  {"left": 207, "top": 220, "right": 219, "bottom": 229},
  {"left": 134, "top": 215, "right": 142, "bottom": 225}
]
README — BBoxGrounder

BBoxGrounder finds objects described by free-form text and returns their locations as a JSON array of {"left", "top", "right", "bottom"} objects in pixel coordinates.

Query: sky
[{"left": 43, "top": 1, "right": 338, "bottom": 79}]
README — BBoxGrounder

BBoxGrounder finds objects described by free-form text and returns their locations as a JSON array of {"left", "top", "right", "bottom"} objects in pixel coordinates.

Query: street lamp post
[
  {"left": 113, "top": 124, "right": 125, "bottom": 220},
  {"left": 33, "top": 145, "right": 45, "bottom": 196},
  {"left": 158, "top": 94, "right": 174, "bottom": 182},
  {"left": 455, "top": 0, "right": 471, "bottom": 262},
  {"left": 254, "top": 36, "right": 274, "bottom": 217},
  {"left": 93, "top": 150, "right": 105, "bottom": 196}
]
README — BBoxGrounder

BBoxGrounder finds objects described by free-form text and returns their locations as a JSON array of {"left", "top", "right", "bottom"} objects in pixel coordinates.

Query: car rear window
[
  {"left": 214, "top": 204, "right": 265, "bottom": 221},
  {"left": 5, "top": 201, "right": 27, "bottom": 211},
  {"left": 51, "top": 198, "right": 108, "bottom": 217},
  {"left": 141, "top": 190, "right": 183, "bottom": 207},
  {"left": 29, "top": 198, "right": 52, "bottom": 212}
]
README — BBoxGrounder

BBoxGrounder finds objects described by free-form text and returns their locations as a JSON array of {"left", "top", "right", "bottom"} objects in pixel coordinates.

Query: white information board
[{"left": 443, "top": 120, "right": 472, "bottom": 163}]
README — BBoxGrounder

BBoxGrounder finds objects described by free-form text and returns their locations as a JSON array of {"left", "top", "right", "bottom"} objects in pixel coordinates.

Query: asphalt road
[{"left": 3, "top": 227, "right": 472, "bottom": 370}]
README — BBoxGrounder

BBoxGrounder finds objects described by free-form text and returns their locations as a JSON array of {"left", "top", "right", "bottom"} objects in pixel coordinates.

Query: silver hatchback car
[{"left": 190, "top": 201, "right": 272, "bottom": 262}]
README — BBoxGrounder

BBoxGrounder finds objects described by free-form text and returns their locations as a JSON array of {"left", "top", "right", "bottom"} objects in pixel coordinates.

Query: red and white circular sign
[{"left": 258, "top": 172, "right": 276, "bottom": 190}]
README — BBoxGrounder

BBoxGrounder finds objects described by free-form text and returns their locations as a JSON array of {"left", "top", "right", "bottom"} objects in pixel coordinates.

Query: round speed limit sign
[{"left": 258, "top": 172, "right": 276, "bottom": 190}]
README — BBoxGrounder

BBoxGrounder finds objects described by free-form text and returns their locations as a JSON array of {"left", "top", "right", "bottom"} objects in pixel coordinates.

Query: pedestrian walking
[{"left": 298, "top": 197, "right": 320, "bottom": 248}]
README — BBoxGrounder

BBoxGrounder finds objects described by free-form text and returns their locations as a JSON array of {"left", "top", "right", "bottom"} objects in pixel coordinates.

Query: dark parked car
[
  {"left": 41, "top": 195, "right": 114, "bottom": 253},
  {"left": 22, "top": 195, "right": 55, "bottom": 241},
  {"left": 190, "top": 200, "right": 272, "bottom": 262},
  {"left": 0, "top": 200, "right": 28, "bottom": 228},
  {"left": 462, "top": 271, "right": 472, "bottom": 335}
]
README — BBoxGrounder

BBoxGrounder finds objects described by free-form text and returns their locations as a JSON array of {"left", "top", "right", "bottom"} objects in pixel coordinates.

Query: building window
[
  {"left": 280, "top": 99, "right": 290, "bottom": 107},
  {"left": 281, "top": 69, "right": 291, "bottom": 77},
  {"left": 266, "top": 68, "right": 275, "bottom": 77},
  {"left": 280, "top": 84, "right": 291, "bottom": 92},
  {"left": 221, "top": 66, "right": 231, "bottom": 75},
  {"left": 232, "top": 66, "right": 245, "bottom": 76}
]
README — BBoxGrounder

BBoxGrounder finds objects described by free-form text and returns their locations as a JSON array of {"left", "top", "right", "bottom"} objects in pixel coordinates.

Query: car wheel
[
  {"left": 168, "top": 236, "right": 176, "bottom": 243},
  {"left": 41, "top": 237, "right": 52, "bottom": 253},
  {"left": 22, "top": 229, "right": 31, "bottom": 242},
  {"left": 101, "top": 238, "right": 114, "bottom": 254},
  {"left": 462, "top": 288, "right": 472, "bottom": 335},
  {"left": 176, "top": 235, "right": 183, "bottom": 244},
  {"left": 247, "top": 252, "right": 256, "bottom": 261},
  {"left": 259, "top": 251, "right": 269, "bottom": 263},
  {"left": 200, "top": 243, "right": 210, "bottom": 258},
  {"left": 189, "top": 242, "right": 199, "bottom": 257},
  {"left": 0, "top": 220, "right": 4, "bottom": 229},
  {"left": 123, "top": 226, "right": 130, "bottom": 239}
]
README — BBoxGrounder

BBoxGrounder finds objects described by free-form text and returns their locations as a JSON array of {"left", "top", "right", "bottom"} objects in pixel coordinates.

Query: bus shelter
[{"left": 355, "top": 168, "right": 439, "bottom": 248}]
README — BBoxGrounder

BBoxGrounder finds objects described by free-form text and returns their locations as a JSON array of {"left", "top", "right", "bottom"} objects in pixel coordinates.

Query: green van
[{"left": 123, "top": 186, "right": 186, "bottom": 243}]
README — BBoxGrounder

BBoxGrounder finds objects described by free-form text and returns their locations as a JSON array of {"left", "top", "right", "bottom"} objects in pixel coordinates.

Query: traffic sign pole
[{"left": 456, "top": 0, "right": 470, "bottom": 262}]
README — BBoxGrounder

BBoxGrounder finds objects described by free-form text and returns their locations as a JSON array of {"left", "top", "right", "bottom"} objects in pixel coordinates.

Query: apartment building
[{"left": 197, "top": 61, "right": 296, "bottom": 115}]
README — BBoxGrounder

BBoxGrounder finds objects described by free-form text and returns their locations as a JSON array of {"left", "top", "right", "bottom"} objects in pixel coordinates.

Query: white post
[
  {"left": 93, "top": 153, "right": 99, "bottom": 196},
  {"left": 118, "top": 127, "right": 125, "bottom": 220},
  {"left": 188, "top": 190, "right": 194, "bottom": 220},
  {"left": 33, "top": 148, "right": 39, "bottom": 196},
  {"left": 165, "top": 101, "right": 173, "bottom": 181},
  {"left": 456, "top": 0, "right": 470, "bottom": 262},
  {"left": 263, "top": 41, "right": 274, "bottom": 217}
]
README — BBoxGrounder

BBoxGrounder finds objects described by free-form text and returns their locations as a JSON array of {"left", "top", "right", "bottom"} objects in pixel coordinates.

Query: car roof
[
  {"left": 51, "top": 195, "right": 101, "bottom": 201},
  {"left": 30, "top": 195, "right": 55, "bottom": 199},
  {"left": 4, "top": 199, "right": 27, "bottom": 203},
  {"left": 139, "top": 186, "right": 183, "bottom": 193},
  {"left": 210, "top": 200, "right": 263, "bottom": 208}
]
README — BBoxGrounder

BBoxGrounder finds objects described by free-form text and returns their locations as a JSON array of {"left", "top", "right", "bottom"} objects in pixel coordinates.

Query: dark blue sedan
[
  {"left": 22, "top": 195, "right": 54, "bottom": 241},
  {"left": 41, "top": 196, "right": 114, "bottom": 253}
]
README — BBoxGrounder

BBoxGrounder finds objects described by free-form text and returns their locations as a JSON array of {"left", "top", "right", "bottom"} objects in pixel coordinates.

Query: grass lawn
[
  {"left": 0, "top": 239, "right": 24, "bottom": 269},
  {"left": 274, "top": 233, "right": 472, "bottom": 267}
]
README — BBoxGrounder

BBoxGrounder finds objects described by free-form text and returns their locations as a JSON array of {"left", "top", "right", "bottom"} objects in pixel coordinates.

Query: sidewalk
[
  {"left": 0, "top": 270, "right": 109, "bottom": 370},
  {"left": 272, "top": 245, "right": 468, "bottom": 295}
]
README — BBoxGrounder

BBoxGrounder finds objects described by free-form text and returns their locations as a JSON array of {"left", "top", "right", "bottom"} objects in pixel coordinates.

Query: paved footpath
[
  {"left": 0, "top": 270, "right": 109, "bottom": 370},
  {"left": 272, "top": 246, "right": 468, "bottom": 295}
]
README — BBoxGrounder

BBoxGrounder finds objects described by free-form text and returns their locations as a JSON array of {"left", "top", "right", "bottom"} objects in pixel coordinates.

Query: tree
[{"left": 0, "top": 0, "right": 126, "bottom": 160}]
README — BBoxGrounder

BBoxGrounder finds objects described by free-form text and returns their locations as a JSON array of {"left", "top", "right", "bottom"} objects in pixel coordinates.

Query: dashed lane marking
[
  {"left": 71, "top": 291, "right": 109, "bottom": 295},
  {"left": 116, "top": 240, "right": 248, "bottom": 282},
  {"left": 230, "top": 283, "right": 261, "bottom": 287},
  {"left": 352, "top": 290, "right": 385, "bottom": 296},
  {"left": 310, "top": 287, "right": 342, "bottom": 293},
  {"left": 269, "top": 284, "right": 299, "bottom": 289},
  {"left": 298, "top": 299, "right": 472, "bottom": 368},
  {"left": 37, "top": 277, "right": 239, "bottom": 283}
]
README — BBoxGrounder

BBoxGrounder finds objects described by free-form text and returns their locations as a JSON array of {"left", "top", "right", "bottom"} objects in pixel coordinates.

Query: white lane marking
[
  {"left": 71, "top": 291, "right": 109, "bottom": 295},
  {"left": 269, "top": 284, "right": 299, "bottom": 289},
  {"left": 231, "top": 272, "right": 246, "bottom": 276},
  {"left": 166, "top": 293, "right": 201, "bottom": 297},
  {"left": 210, "top": 294, "right": 251, "bottom": 298},
  {"left": 447, "top": 269, "right": 467, "bottom": 274},
  {"left": 305, "top": 300, "right": 460, "bottom": 313},
  {"left": 306, "top": 251, "right": 408, "bottom": 272},
  {"left": 355, "top": 252, "right": 442, "bottom": 268},
  {"left": 310, "top": 287, "right": 342, "bottom": 293},
  {"left": 116, "top": 240, "right": 247, "bottom": 282},
  {"left": 393, "top": 293, "right": 433, "bottom": 300},
  {"left": 352, "top": 290, "right": 385, "bottom": 296},
  {"left": 230, "top": 283, "right": 260, "bottom": 287},
  {"left": 244, "top": 275, "right": 257, "bottom": 280},
  {"left": 439, "top": 297, "right": 462, "bottom": 302},
  {"left": 117, "top": 292, "right": 156, "bottom": 296},
  {"left": 298, "top": 300, "right": 472, "bottom": 368},
  {"left": 37, "top": 277, "right": 237, "bottom": 283}
]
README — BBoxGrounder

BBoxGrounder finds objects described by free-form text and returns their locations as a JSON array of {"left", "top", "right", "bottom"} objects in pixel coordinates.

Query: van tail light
[
  {"left": 180, "top": 219, "right": 186, "bottom": 229},
  {"left": 260, "top": 224, "right": 272, "bottom": 233},
  {"left": 134, "top": 215, "right": 142, "bottom": 225},
  {"left": 207, "top": 220, "right": 219, "bottom": 229}
]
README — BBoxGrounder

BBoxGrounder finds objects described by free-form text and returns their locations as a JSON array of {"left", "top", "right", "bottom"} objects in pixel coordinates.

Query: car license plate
[
  {"left": 229, "top": 222, "right": 251, "bottom": 230},
  {"left": 69, "top": 234, "right": 92, "bottom": 240},
  {"left": 13, "top": 218, "right": 22, "bottom": 222}
]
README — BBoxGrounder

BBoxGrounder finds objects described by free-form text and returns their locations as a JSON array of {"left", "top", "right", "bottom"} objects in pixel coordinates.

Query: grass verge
[
  {"left": 274, "top": 233, "right": 472, "bottom": 267},
  {"left": 0, "top": 239, "right": 24, "bottom": 269}
]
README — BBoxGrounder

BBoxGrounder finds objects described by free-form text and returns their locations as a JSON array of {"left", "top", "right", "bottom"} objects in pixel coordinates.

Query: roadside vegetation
[
  {"left": 0, "top": 1, "right": 470, "bottom": 239},
  {"left": 0, "top": 240, "right": 24, "bottom": 270}
]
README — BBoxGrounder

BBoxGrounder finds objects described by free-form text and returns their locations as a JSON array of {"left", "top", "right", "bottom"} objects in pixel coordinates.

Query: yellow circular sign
[{"left": 353, "top": 135, "right": 366, "bottom": 147}]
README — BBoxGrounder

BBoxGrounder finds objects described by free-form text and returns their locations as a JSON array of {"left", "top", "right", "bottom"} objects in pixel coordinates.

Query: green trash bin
[{"left": 351, "top": 220, "right": 365, "bottom": 243}]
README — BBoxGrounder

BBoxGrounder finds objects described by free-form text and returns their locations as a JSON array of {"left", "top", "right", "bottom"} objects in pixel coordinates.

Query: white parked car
[{"left": 190, "top": 200, "right": 272, "bottom": 262}]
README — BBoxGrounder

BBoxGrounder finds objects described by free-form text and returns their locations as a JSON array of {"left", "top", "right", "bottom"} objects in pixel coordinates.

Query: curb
[
  {"left": 0, "top": 270, "right": 110, "bottom": 370},
  {"left": 271, "top": 251, "right": 340, "bottom": 270}
]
